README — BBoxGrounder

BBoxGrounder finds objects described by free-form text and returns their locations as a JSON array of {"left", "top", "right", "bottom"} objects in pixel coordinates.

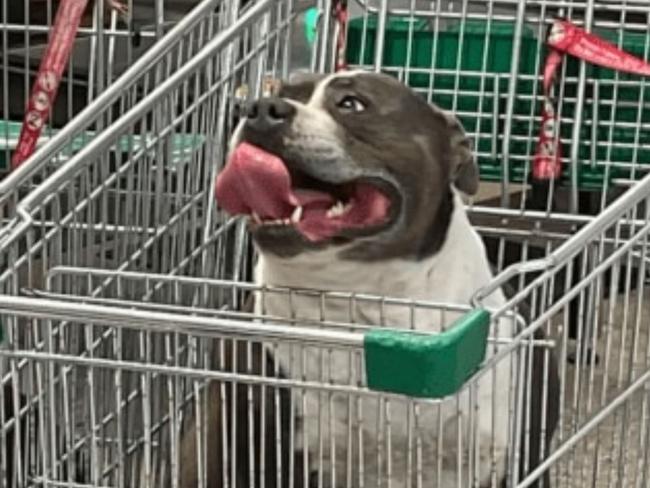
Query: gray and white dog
[{"left": 185, "top": 70, "right": 559, "bottom": 488}]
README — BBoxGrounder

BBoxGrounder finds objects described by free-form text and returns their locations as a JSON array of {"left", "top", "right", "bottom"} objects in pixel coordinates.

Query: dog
[{"left": 181, "top": 70, "right": 560, "bottom": 488}]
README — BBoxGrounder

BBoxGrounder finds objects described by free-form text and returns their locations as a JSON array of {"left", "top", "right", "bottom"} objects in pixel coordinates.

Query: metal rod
[{"left": 0, "top": 295, "right": 364, "bottom": 347}]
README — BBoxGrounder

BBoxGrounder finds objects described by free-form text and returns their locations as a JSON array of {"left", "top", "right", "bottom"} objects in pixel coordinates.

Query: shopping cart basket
[{"left": 0, "top": 0, "right": 648, "bottom": 487}]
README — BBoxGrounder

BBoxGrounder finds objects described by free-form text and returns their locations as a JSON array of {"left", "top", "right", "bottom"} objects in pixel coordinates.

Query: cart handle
[
  {"left": 364, "top": 308, "right": 490, "bottom": 398},
  {"left": 0, "top": 293, "right": 490, "bottom": 399}
]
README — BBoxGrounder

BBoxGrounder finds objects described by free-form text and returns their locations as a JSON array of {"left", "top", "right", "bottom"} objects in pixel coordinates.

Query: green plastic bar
[
  {"left": 364, "top": 308, "right": 491, "bottom": 399},
  {"left": 0, "top": 120, "right": 205, "bottom": 172}
]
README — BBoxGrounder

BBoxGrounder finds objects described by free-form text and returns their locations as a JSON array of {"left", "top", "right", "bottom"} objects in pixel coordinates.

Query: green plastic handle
[{"left": 364, "top": 309, "right": 491, "bottom": 399}]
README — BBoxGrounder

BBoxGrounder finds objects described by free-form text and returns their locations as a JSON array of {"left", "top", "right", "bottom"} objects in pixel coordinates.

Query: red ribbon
[
  {"left": 11, "top": 0, "right": 89, "bottom": 169},
  {"left": 533, "top": 19, "right": 650, "bottom": 180},
  {"left": 334, "top": 1, "right": 349, "bottom": 71}
]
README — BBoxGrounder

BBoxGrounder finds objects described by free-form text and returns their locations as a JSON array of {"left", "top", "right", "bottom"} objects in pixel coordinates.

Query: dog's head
[{"left": 216, "top": 71, "right": 478, "bottom": 261}]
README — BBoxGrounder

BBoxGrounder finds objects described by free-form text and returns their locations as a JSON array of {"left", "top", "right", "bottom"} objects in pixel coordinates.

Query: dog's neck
[{"left": 255, "top": 193, "right": 501, "bottom": 310}]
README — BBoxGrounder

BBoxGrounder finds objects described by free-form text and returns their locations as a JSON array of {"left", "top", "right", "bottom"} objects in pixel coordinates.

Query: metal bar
[
  {"left": 498, "top": 0, "right": 527, "bottom": 208},
  {"left": 0, "top": 22, "right": 159, "bottom": 37},
  {"left": 43, "top": 265, "right": 481, "bottom": 313},
  {"left": 348, "top": 0, "right": 650, "bottom": 18},
  {"left": 568, "top": 0, "right": 596, "bottom": 213},
  {"left": 373, "top": 0, "right": 388, "bottom": 73},
  {"left": 0, "top": 295, "right": 364, "bottom": 347},
  {"left": 0, "top": 349, "right": 416, "bottom": 401}
]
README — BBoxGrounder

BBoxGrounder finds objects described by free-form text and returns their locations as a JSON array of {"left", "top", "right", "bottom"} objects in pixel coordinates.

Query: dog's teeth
[
  {"left": 283, "top": 219, "right": 291, "bottom": 225},
  {"left": 252, "top": 212, "right": 262, "bottom": 224},
  {"left": 291, "top": 206, "right": 303, "bottom": 223},
  {"left": 327, "top": 201, "right": 347, "bottom": 218}
]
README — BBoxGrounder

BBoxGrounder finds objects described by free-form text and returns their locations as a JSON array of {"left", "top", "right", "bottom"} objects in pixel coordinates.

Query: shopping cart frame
[{"left": 0, "top": 1, "right": 649, "bottom": 487}]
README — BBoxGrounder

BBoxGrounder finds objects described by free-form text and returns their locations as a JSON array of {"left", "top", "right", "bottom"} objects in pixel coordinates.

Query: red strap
[
  {"left": 334, "top": 1, "right": 349, "bottom": 72},
  {"left": 11, "top": 0, "right": 89, "bottom": 169},
  {"left": 533, "top": 19, "right": 650, "bottom": 180},
  {"left": 533, "top": 48, "right": 564, "bottom": 180}
]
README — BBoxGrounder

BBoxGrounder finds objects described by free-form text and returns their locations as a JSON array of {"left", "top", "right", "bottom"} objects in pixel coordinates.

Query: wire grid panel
[
  {"left": 0, "top": 0, "right": 236, "bottom": 228},
  {"left": 472, "top": 173, "right": 650, "bottom": 487},
  {"left": 0, "top": 0, "right": 304, "bottom": 290},
  {"left": 0, "top": 0, "right": 205, "bottom": 162},
  {"left": 346, "top": 0, "right": 650, "bottom": 212},
  {"left": 0, "top": 268, "right": 531, "bottom": 488}
]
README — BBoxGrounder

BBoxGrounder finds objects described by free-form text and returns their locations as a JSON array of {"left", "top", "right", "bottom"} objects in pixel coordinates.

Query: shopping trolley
[{"left": 0, "top": 0, "right": 649, "bottom": 487}]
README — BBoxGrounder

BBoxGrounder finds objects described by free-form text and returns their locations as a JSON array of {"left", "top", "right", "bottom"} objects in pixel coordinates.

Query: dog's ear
[{"left": 436, "top": 109, "right": 479, "bottom": 196}]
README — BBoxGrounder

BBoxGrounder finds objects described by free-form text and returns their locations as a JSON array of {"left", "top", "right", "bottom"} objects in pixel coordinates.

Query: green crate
[{"left": 347, "top": 16, "right": 650, "bottom": 190}]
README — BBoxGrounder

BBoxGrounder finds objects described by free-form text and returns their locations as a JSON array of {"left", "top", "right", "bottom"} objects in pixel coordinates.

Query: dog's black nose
[{"left": 245, "top": 97, "right": 294, "bottom": 132}]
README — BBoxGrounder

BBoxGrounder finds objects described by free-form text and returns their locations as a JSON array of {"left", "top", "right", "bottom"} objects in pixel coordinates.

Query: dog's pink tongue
[
  {"left": 215, "top": 143, "right": 293, "bottom": 218},
  {"left": 215, "top": 142, "right": 334, "bottom": 221}
]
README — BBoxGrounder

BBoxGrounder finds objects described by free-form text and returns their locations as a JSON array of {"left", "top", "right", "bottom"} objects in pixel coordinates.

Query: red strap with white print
[
  {"left": 334, "top": 0, "right": 349, "bottom": 71},
  {"left": 11, "top": 0, "right": 89, "bottom": 169},
  {"left": 533, "top": 19, "right": 650, "bottom": 180}
]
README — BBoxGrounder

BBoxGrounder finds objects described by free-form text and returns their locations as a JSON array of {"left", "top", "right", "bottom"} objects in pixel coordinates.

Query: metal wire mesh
[
  {"left": 0, "top": 270, "right": 528, "bottom": 487},
  {"left": 0, "top": 0, "right": 238, "bottom": 232},
  {"left": 0, "top": 2, "right": 298, "bottom": 482},
  {"left": 472, "top": 173, "right": 650, "bottom": 487},
  {"left": 0, "top": 1, "right": 648, "bottom": 487},
  {"left": 1, "top": 183, "right": 649, "bottom": 486}
]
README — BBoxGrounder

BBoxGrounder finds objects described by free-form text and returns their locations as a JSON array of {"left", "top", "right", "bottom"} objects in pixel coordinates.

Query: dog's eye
[{"left": 337, "top": 95, "right": 366, "bottom": 113}]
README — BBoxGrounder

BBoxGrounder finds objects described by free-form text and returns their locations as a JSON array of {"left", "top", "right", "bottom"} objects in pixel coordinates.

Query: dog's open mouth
[{"left": 215, "top": 142, "right": 393, "bottom": 242}]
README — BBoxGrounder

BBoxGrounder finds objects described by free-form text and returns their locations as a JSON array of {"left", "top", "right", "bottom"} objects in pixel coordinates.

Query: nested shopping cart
[
  {"left": 0, "top": 0, "right": 251, "bottom": 237},
  {"left": 0, "top": 0, "right": 649, "bottom": 487}
]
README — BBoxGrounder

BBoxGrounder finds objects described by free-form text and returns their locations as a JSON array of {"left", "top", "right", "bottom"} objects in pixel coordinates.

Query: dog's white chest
[{"left": 253, "top": 204, "right": 512, "bottom": 487}]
